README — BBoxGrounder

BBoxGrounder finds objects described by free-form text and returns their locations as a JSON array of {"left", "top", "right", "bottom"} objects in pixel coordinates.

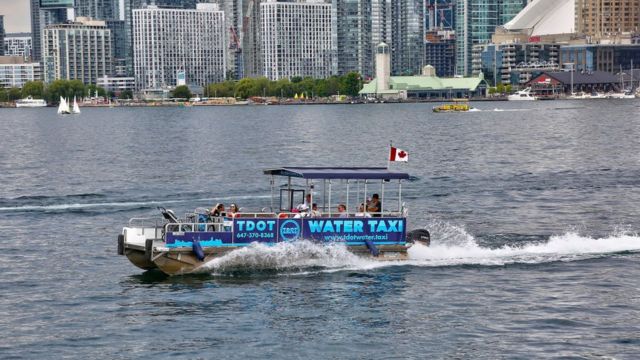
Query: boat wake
[
  {"left": 0, "top": 194, "right": 270, "bottom": 214},
  {"left": 198, "top": 224, "right": 640, "bottom": 276}
]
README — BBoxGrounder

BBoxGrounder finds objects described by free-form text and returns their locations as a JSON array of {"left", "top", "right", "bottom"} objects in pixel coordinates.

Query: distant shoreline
[{"left": 1, "top": 97, "right": 513, "bottom": 108}]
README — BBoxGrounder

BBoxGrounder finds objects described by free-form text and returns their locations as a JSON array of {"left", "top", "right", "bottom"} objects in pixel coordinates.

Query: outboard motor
[{"left": 407, "top": 229, "right": 431, "bottom": 246}]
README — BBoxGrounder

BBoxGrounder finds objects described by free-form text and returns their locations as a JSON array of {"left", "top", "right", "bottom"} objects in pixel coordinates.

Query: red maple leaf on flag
[{"left": 398, "top": 151, "right": 407, "bottom": 158}]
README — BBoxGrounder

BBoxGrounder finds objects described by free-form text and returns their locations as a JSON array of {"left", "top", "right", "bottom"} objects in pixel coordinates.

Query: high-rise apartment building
[
  {"left": 425, "top": 0, "right": 455, "bottom": 30},
  {"left": 31, "top": 0, "right": 75, "bottom": 62},
  {"left": 391, "top": 0, "right": 424, "bottom": 75},
  {"left": 425, "top": 30, "right": 455, "bottom": 77},
  {"left": 455, "top": 0, "right": 527, "bottom": 75},
  {"left": 575, "top": 0, "right": 640, "bottom": 38},
  {"left": 333, "top": 0, "right": 373, "bottom": 77},
  {"left": 371, "top": 0, "right": 393, "bottom": 74},
  {"left": 106, "top": 20, "right": 127, "bottom": 76},
  {"left": 133, "top": 4, "right": 226, "bottom": 90},
  {"left": 0, "top": 16, "right": 5, "bottom": 56},
  {"left": 75, "top": 0, "right": 120, "bottom": 20},
  {"left": 42, "top": 17, "right": 113, "bottom": 84},
  {"left": 242, "top": 0, "right": 263, "bottom": 78},
  {"left": 0, "top": 56, "right": 42, "bottom": 88},
  {"left": 261, "top": 0, "right": 335, "bottom": 80},
  {"left": 123, "top": 0, "right": 197, "bottom": 76},
  {"left": 4, "top": 34, "right": 33, "bottom": 60}
]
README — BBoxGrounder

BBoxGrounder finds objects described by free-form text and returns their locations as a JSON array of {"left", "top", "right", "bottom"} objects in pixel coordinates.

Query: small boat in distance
[
  {"left": 57, "top": 97, "right": 71, "bottom": 115},
  {"left": 72, "top": 96, "right": 81, "bottom": 114},
  {"left": 117, "top": 166, "right": 431, "bottom": 275},
  {"left": 606, "top": 91, "right": 635, "bottom": 99},
  {"left": 16, "top": 96, "right": 47, "bottom": 108},
  {"left": 432, "top": 99, "right": 472, "bottom": 113},
  {"left": 508, "top": 87, "right": 537, "bottom": 101}
]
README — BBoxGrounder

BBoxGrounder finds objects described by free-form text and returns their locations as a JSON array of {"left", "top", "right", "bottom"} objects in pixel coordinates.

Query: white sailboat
[
  {"left": 72, "top": 96, "right": 81, "bottom": 114},
  {"left": 57, "top": 97, "right": 71, "bottom": 114}
]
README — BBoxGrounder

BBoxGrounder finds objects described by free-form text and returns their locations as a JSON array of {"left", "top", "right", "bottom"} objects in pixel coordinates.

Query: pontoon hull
[{"left": 147, "top": 244, "right": 410, "bottom": 276}]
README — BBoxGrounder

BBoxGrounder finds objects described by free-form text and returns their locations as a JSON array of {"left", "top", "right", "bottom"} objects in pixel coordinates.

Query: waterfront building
[
  {"left": 30, "top": 0, "right": 75, "bottom": 62},
  {"left": 425, "top": 29, "right": 455, "bottom": 77},
  {"left": 473, "top": 43, "right": 560, "bottom": 86},
  {"left": 260, "top": 0, "right": 335, "bottom": 80},
  {"left": 455, "top": 0, "right": 527, "bottom": 75},
  {"left": 560, "top": 44, "right": 640, "bottom": 73},
  {"left": 333, "top": 0, "right": 373, "bottom": 77},
  {"left": 42, "top": 17, "right": 113, "bottom": 84},
  {"left": 576, "top": 0, "right": 640, "bottom": 39},
  {"left": 526, "top": 71, "right": 619, "bottom": 94},
  {"left": 4, "top": 33, "right": 33, "bottom": 60},
  {"left": 97, "top": 75, "right": 136, "bottom": 93},
  {"left": 0, "top": 56, "right": 42, "bottom": 88},
  {"left": 494, "top": 0, "right": 576, "bottom": 44},
  {"left": 361, "top": 42, "right": 487, "bottom": 99},
  {"left": 133, "top": 4, "right": 226, "bottom": 90},
  {"left": 360, "top": 65, "right": 488, "bottom": 99}
]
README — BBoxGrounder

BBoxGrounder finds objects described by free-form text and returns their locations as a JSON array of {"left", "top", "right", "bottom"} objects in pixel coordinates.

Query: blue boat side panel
[
  {"left": 303, "top": 218, "right": 406, "bottom": 245},
  {"left": 166, "top": 232, "right": 233, "bottom": 248},
  {"left": 164, "top": 218, "right": 406, "bottom": 248}
]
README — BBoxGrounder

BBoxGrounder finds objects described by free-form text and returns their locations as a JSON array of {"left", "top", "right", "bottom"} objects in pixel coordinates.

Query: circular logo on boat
[{"left": 279, "top": 220, "right": 300, "bottom": 241}]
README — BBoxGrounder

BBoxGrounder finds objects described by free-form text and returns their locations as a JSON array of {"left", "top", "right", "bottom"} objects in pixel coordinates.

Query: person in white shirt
[{"left": 354, "top": 203, "right": 371, "bottom": 218}]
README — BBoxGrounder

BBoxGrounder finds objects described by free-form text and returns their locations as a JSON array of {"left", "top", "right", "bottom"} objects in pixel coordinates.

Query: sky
[{"left": 0, "top": 0, "right": 30, "bottom": 33}]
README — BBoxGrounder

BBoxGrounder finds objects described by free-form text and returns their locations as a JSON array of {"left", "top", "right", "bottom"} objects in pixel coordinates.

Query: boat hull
[
  {"left": 120, "top": 216, "right": 413, "bottom": 275},
  {"left": 149, "top": 244, "right": 410, "bottom": 276}
]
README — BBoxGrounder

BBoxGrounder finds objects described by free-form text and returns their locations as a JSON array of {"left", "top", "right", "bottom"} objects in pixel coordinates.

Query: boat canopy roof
[{"left": 263, "top": 167, "right": 410, "bottom": 180}]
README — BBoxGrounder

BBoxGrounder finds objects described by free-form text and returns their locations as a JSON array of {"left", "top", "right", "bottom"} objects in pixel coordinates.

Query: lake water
[{"left": 1, "top": 101, "right": 639, "bottom": 359}]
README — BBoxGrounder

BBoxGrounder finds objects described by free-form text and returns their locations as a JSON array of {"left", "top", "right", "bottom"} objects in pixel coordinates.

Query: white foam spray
[{"left": 198, "top": 223, "right": 640, "bottom": 275}]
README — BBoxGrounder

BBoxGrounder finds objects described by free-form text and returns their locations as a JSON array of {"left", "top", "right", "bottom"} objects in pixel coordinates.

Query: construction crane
[
  {"left": 229, "top": 26, "right": 241, "bottom": 51},
  {"left": 242, "top": 0, "right": 254, "bottom": 35}
]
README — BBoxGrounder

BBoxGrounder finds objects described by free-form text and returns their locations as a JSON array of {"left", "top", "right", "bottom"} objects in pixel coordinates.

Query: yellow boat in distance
[{"left": 432, "top": 99, "right": 473, "bottom": 113}]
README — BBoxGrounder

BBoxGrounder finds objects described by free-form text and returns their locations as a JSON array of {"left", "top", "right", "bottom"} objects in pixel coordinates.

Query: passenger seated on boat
[
  {"left": 209, "top": 203, "right": 226, "bottom": 217},
  {"left": 337, "top": 204, "right": 348, "bottom": 218},
  {"left": 367, "top": 194, "right": 382, "bottom": 217},
  {"left": 294, "top": 204, "right": 310, "bottom": 218},
  {"left": 228, "top": 203, "right": 240, "bottom": 218},
  {"left": 295, "top": 194, "right": 312, "bottom": 212},
  {"left": 355, "top": 204, "right": 371, "bottom": 218},
  {"left": 310, "top": 203, "right": 322, "bottom": 217}
]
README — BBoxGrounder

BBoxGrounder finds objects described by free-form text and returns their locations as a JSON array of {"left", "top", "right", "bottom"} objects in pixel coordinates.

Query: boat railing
[
  {"left": 164, "top": 222, "right": 227, "bottom": 233},
  {"left": 128, "top": 217, "right": 164, "bottom": 229}
]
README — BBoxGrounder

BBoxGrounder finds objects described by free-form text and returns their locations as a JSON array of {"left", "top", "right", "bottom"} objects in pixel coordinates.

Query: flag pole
[{"left": 387, "top": 140, "right": 392, "bottom": 169}]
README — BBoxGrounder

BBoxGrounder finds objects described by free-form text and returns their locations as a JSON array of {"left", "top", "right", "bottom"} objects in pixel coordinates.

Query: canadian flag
[{"left": 389, "top": 146, "right": 409, "bottom": 162}]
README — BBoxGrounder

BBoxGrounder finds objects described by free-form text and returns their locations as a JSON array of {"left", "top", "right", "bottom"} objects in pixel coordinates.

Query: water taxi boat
[
  {"left": 117, "top": 167, "right": 430, "bottom": 275},
  {"left": 432, "top": 100, "right": 472, "bottom": 113}
]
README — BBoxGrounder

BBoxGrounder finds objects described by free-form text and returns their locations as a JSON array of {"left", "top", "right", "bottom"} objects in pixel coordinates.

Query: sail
[
  {"left": 73, "top": 96, "right": 81, "bottom": 114},
  {"left": 58, "top": 97, "right": 70, "bottom": 114}
]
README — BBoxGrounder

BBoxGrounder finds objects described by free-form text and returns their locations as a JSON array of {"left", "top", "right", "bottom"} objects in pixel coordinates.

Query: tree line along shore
[{"left": 0, "top": 72, "right": 363, "bottom": 106}]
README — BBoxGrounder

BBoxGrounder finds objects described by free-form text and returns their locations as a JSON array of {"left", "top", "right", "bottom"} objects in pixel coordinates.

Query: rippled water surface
[{"left": 1, "top": 101, "right": 640, "bottom": 359}]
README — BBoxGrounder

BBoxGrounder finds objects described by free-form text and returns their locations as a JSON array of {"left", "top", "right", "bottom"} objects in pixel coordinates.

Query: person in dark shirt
[
  {"left": 210, "top": 203, "right": 225, "bottom": 217},
  {"left": 367, "top": 194, "right": 382, "bottom": 217}
]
